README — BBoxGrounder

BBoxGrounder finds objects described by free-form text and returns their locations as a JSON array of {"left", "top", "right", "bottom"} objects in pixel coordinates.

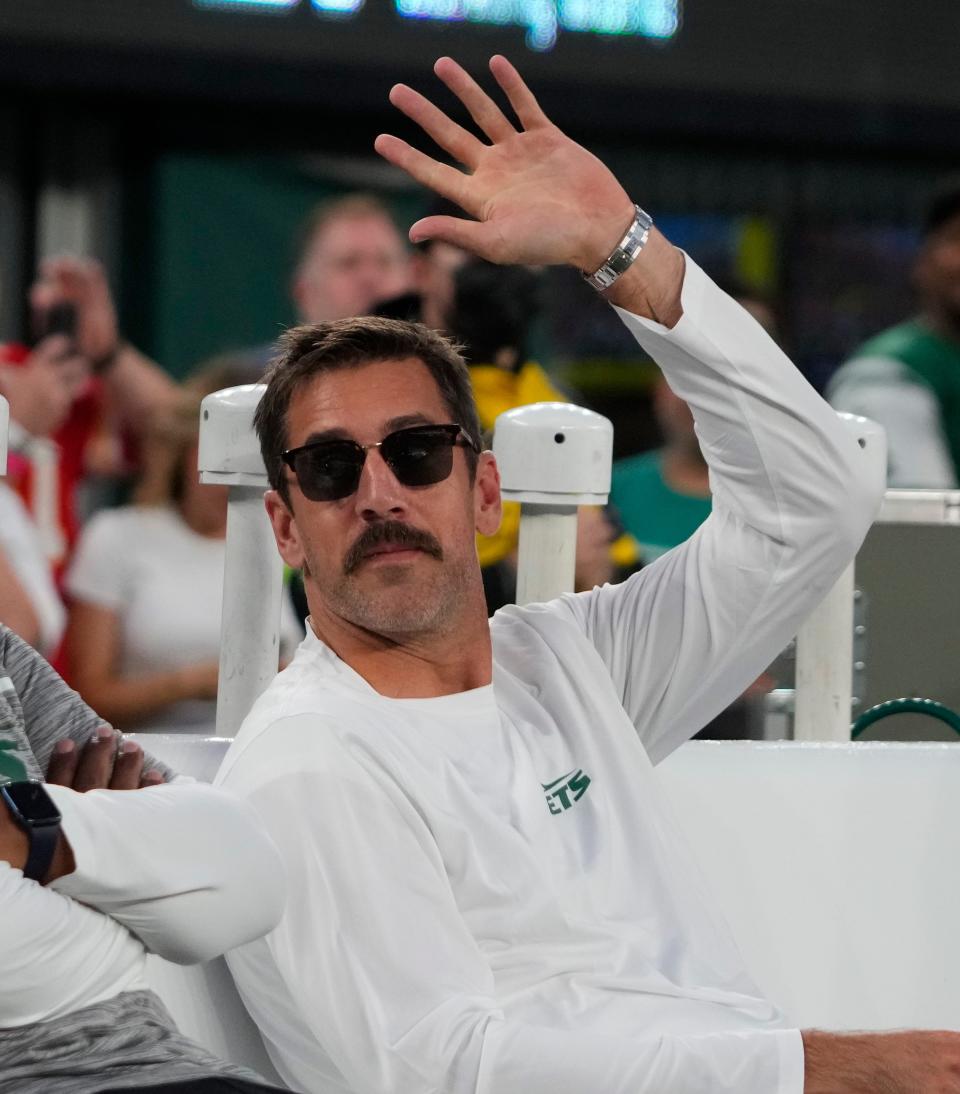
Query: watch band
[
  {"left": 22, "top": 820, "right": 60, "bottom": 883},
  {"left": 1, "top": 781, "right": 62, "bottom": 883},
  {"left": 582, "top": 205, "right": 654, "bottom": 292}
]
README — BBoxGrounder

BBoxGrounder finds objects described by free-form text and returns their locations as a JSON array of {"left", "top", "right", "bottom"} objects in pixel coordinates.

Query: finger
[
  {"left": 30, "top": 334, "right": 73, "bottom": 365},
  {"left": 59, "top": 258, "right": 106, "bottom": 301},
  {"left": 46, "top": 739, "right": 79, "bottom": 786},
  {"left": 489, "top": 54, "right": 550, "bottom": 130},
  {"left": 73, "top": 725, "right": 119, "bottom": 792},
  {"left": 388, "top": 83, "right": 486, "bottom": 168},
  {"left": 110, "top": 739, "right": 144, "bottom": 790},
  {"left": 29, "top": 280, "right": 57, "bottom": 314},
  {"left": 408, "top": 214, "right": 502, "bottom": 262},
  {"left": 433, "top": 56, "right": 516, "bottom": 143},
  {"left": 140, "top": 769, "right": 166, "bottom": 788},
  {"left": 374, "top": 135, "right": 476, "bottom": 214}
]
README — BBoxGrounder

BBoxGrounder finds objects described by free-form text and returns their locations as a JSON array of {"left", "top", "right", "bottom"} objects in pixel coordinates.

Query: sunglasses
[{"left": 282, "top": 423, "right": 479, "bottom": 502}]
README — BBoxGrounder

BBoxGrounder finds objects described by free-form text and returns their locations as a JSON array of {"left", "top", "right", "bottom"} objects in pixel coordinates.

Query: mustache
[{"left": 343, "top": 521, "right": 443, "bottom": 575}]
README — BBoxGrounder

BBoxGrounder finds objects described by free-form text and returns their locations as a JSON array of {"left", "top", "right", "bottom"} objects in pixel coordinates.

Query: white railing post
[
  {"left": 793, "top": 413, "right": 887, "bottom": 741},
  {"left": 197, "top": 384, "right": 283, "bottom": 738},
  {"left": 494, "top": 402, "right": 613, "bottom": 606}
]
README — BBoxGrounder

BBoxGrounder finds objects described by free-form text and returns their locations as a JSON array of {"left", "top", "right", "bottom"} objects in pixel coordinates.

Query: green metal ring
[{"left": 851, "top": 697, "right": 960, "bottom": 739}]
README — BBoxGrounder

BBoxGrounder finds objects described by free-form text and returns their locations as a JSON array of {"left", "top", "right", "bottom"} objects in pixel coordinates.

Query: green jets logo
[{"left": 542, "top": 769, "right": 591, "bottom": 815}]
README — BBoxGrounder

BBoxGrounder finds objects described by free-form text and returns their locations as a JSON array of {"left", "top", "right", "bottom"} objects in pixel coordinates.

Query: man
[
  {"left": 828, "top": 179, "right": 960, "bottom": 487},
  {"left": 291, "top": 193, "right": 412, "bottom": 325},
  {"left": 217, "top": 57, "right": 951, "bottom": 1093}
]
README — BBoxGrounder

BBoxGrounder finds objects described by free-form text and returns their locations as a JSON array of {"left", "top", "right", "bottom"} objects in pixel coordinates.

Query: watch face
[{"left": 1, "top": 782, "right": 61, "bottom": 826}]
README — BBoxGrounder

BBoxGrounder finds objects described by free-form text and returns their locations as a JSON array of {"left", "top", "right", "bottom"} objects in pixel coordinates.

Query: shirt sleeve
[
  {"left": 545, "top": 258, "right": 885, "bottom": 764},
  {"left": 47, "top": 780, "right": 286, "bottom": 965},
  {"left": 64, "top": 509, "right": 131, "bottom": 610},
  {"left": 221, "top": 720, "right": 804, "bottom": 1094},
  {"left": 828, "top": 355, "right": 957, "bottom": 488},
  {"left": 0, "top": 861, "right": 144, "bottom": 1027}
]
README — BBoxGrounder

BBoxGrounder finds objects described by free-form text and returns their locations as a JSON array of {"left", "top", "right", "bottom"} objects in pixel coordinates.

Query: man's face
[
  {"left": 266, "top": 358, "right": 500, "bottom": 640},
  {"left": 293, "top": 214, "right": 411, "bottom": 324},
  {"left": 915, "top": 212, "right": 960, "bottom": 325}
]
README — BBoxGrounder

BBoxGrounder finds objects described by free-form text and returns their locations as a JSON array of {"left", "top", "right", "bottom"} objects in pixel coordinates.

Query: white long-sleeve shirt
[{"left": 217, "top": 258, "right": 884, "bottom": 1094}]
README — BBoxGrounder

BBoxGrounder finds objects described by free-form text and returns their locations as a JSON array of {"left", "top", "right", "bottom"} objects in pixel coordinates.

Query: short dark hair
[
  {"left": 922, "top": 178, "right": 960, "bottom": 239},
  {"left": 255, "top": 316, "right": 483, "bottom": 505}
]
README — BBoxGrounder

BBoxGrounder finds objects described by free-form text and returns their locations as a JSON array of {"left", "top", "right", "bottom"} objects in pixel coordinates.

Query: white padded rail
[
  {"left": 659, "top": 740, "right": 960, "bottom": 1031},
  {"left": 134, "top": 733, "right": 960, "bottom": 1058}
]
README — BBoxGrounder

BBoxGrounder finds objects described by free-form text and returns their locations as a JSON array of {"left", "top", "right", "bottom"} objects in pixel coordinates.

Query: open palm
[{"left": 374, "top": 56, "right": 635, "bottom": 273}]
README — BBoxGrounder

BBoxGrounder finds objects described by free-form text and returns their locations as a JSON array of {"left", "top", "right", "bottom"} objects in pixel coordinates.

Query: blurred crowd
[{"left": 2, "top": 178, "right": 959, "bottom": 738}]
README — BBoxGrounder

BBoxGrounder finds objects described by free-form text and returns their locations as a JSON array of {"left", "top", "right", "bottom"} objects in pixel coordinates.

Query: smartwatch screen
[{"left": 1, "top": 782, "right": 62, "bottom": 826}]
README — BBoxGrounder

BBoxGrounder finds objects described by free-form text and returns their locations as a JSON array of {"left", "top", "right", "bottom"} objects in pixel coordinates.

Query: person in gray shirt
[{"left": 0, "top": 624, "right": 288, "bottom": 1094}]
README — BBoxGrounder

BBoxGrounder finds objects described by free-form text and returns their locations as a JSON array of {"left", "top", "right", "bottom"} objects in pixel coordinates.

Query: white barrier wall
[
  {"left": 134, "top": 733, "right": 960, "bottom": 1060},
  {"left": 659, "top": 740, "right": 960, "bottom": 1031}
]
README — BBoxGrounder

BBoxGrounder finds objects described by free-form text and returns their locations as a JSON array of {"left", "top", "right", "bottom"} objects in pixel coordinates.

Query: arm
[
  {"left": 64, "top": 601, "right": 219, "bottom": 728},
  {"left": 828, "top": 355, "right": 957, "bottom": 487},
  {"left": 0, "top": 856, "right": 145, "bottom": 1027},
  {"left": 2, "top": 626, "right": 282, "bottom": 964},
  {"left": 45, "top": 780, "right": 285, "bottom": 964},
  {"left": 0, "top": 546, "right": 41, "bottom": 648},
  {"left": 32, "top": 256, "right": 178, "bottom": 433},
  {"left": 551, "top": 261, "right": 882, "bottom": 761},
  {"left": 377, "top": 56, "right": 882, "bottom": 762},
  {"left": 221, "top": 722, "right": 800, "bottom": 1094}
]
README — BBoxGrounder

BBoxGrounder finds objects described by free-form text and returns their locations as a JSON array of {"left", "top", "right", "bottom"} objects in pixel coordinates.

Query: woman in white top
[{"left": 65, "top": 359, "right": 301, "bottom": 734}]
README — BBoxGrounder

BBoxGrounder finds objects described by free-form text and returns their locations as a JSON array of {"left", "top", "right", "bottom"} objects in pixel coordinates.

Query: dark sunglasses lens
[
  {"left": 384, "top": 430, "right": 455, "bottom": 487},
  {"left": 295, "top": 445, "right": 363, "bottom": 501}
]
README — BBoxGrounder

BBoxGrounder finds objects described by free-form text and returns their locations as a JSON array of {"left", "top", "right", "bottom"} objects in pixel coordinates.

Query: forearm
[
  {"left": 559, "top": 261, "right": 886, "bottom": 760},
  {"left": 800, "top": 1028, "right": 960, "bottom": 1093},
  {"left": 613, "top": 259, "right": 883, "bottom": 550},
  {"left": 0, "top": 861, "right": 145, "bottom": 1028},
  {"left": 48, "top": 781, "right": 284, "bottom": 963},
  {"left": 0, "top": 551, "right": 41, "bottom": 648},
  {"left": 71, "top": 666, "right": 204, "bottom": 728},
  {"left": 101, "top": 343, "right": 178, "bottom": 433}
]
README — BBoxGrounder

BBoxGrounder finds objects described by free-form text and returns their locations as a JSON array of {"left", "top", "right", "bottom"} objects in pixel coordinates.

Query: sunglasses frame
[{"left": 281, "top": 422, "right": 480, "bottom": 502}]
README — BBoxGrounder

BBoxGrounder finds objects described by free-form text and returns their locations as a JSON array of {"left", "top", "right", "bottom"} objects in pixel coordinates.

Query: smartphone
[{"left": 31, "top": 301, "right": 78, "bottom": 347}]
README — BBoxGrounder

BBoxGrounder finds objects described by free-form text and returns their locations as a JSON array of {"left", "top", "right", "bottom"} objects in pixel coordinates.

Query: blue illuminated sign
[{"left": 193, "top": 0, "right": 680, "bottom": 50}]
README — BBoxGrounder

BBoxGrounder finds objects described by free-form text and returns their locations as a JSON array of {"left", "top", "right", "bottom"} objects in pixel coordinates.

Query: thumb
[{"left": 409, "top": 215, "right": 503, "bottom": 263}]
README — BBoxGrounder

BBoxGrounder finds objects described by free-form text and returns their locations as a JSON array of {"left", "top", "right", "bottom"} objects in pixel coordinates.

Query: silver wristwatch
[{"left": 582, "top": 205, "right": 654, "bottom": 292}]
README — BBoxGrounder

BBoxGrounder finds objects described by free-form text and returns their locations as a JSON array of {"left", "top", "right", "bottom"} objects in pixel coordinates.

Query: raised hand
[
  {"left": 31, "top": 256, "right": 119, "bottom": 365},
  {"left": 375, "top": 55, "right": 635, "bottom": 273},
  {"left": 376, "top": 56, "right": 684, "bottom": 326}
]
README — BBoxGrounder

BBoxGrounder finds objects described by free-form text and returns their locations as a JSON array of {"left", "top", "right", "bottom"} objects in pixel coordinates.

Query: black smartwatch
[{"left": 1, "top": 781, "right": 62, "bottom": 883}]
